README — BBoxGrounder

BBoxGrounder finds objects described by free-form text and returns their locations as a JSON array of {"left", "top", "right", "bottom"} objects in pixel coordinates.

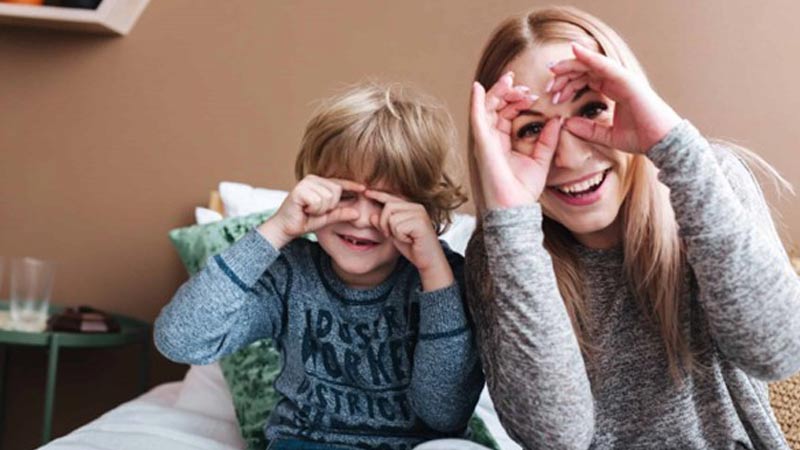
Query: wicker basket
[{"left": 769, "top": 256, "right": 800, "bottom": 449}]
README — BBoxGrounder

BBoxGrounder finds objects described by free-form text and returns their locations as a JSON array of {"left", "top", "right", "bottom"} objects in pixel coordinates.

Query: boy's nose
[{"left": 351, "top": 197, "right": 378, "bottom": 228}]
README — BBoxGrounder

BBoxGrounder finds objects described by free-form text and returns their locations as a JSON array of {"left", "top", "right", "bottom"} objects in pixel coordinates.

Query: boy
[{"left": 154, "top": 83, "right": 483, "bottom": 450}]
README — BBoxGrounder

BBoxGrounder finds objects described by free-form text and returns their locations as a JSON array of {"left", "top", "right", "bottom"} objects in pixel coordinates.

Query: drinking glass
[{"left": 10, "top": 257, "right": 55, "bottom": 332}]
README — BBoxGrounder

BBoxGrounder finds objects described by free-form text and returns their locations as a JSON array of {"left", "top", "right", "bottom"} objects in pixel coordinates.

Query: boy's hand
[
  {"left": 365, "top": 190, "right": 454, "bottom": 292},
  {"left": 259, "top": 175, "right": 365, "bottom": 249}
]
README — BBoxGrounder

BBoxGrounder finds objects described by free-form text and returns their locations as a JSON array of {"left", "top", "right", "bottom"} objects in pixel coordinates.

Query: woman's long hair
[{"left": 468, "top": 6, "right": 790, "bottom": 380}]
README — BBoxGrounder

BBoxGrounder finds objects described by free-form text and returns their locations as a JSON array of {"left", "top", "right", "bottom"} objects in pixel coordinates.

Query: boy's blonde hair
[{"left": 296, "top": 82, "right": 467, "bottom": 234}]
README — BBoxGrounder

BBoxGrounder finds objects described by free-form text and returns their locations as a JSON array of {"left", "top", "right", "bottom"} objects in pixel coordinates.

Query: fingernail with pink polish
[
  {"left": 552, "top": 92, "right": 561, "bottom": 105},
  {"left": 545, "top": 79, "right": 554, "bottom": 93},
  {"left": 546, "top": 61, "right": 556, "bottom": 69},
  {"left": 529, "top": 94, "right": 540, "bottom": 102}
]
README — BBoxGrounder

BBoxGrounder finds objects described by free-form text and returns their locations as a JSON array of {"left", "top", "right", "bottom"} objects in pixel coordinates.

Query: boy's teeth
[{"left": 558, "top": 171, "right": 605, "bottom": 194}]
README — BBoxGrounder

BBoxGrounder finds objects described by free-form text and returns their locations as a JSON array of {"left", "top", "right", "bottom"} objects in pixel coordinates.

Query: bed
[
  {"left": 39, "top": 182, "right": 520, "bottom": 450},
  {"left": 39, "top": 362, "right": 518, "bottom": 450}
]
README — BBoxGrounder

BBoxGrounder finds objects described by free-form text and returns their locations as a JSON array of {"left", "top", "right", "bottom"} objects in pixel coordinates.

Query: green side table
[{"left": 0, "top": 300, "right": 150, "bottom": 446}]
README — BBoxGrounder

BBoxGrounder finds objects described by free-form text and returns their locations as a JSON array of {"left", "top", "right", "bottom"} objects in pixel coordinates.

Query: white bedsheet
[
  {"left": 39, "top": 381, "right": 245, "bottom": 450},
  {"left": 38, "top": 363, "right": 520, "bottom": 450}
]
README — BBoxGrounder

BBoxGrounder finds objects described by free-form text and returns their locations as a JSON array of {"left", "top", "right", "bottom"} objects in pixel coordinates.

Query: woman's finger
[
  {"left": 530, "top": 117, "right": 562, "bottom": 167},
  {"left": 554, "top": 75, "right": 589, "bottom": 105},
  {"left": 547, "top": 58, "right": 591, "bottom": 76},
  {"left": 570, "top": 43, "right": 627, "bottom": 88},
  {"left": 564, "top": 116, "right": 614, "bottom": 148},
  {"left": 485, "top": 72, "right": 515, "bottom": 111},
  {"left": 501, "top": 84, "right": 533, "bottom": 104},
  {"left": 499, "top": 95, "right": 539, "bottom": 120},
  {"left": 547, "top": 70, "right": 585, "bottom": 97}
]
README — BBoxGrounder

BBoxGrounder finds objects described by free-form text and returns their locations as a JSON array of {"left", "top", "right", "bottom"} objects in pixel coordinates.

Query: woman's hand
[
  {"left": 365, "top": 190, "right": 454, "bottom": 292},
  {"left": 549, "top": 43, "right": 682, "bottom": 153},
  {"left": 470, "top": 72, "right": 562, "bottom": 210},
  {"left": 258, "top": 175, "right": 365, "bottom": 248}
]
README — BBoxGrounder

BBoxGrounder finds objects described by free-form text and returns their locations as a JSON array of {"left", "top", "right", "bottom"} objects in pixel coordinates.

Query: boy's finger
[
  {"left": 364, "top": 189, "right": 405, "bottom": 204},
  {"left": 298, "top": 188, "right": 323, "bottom": 214},
  {"left": 311, "top": 207, "right": 359, "bottom": 229},
  {"left": 325, "top": 178, "right": 366, "bottom": 192},
  {"left": 379, "top": 204, "right": 396, "bottom": 238},
  {"left": 369, "top": 214, "right": 381, "bottom": 230},
  {"left": 305, "top": 183, "right": 334, "bottom": 214},
  {"left": 391, "top": 218, "right": 415, "bottom": 244}
]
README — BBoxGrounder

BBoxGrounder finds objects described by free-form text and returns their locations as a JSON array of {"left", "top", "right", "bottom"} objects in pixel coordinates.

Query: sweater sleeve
[
  {"left": 154, "top": 229, "right": 290, "bottom": 365},
  {"left": 465, "top": 207, "right": 595, "bottom": 450},
  {"left": 647, "top": 120, "right": 800, "bottom": 381},
  {"left": 408, "top": 245, "right": 484, "bottom": 433}
]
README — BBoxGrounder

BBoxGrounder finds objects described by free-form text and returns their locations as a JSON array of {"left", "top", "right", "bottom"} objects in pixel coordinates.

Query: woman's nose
[{"left": 552, "top": 129, "right": 593, "bottom": 169}]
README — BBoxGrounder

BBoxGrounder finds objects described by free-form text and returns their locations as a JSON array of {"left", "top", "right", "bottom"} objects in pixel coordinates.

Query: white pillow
[
  {"left": 174, "top": 363, "right": 239, "bottom": 425},
  {"left": 195, "top": 207, "right": 224, "bottom": 225},
  {"left": 441, "top": 213, "right": 476, "bottom": 256},
  {"left": 474, "top": 386, "right": 522, "bottom": 450},
  {"left": 219, "top": 181, "right": 288, "bottom": 218}
]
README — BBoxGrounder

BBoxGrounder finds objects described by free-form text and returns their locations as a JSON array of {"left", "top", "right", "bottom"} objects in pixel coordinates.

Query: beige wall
[{"left": 1, "top": 0, "right": 799, "bottom": 447}]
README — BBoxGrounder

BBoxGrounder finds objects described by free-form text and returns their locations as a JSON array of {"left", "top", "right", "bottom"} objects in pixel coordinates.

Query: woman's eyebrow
[
  {"left": 572, "top": 86, "right": 591, "bottom": 103},
  {"left": 518, "top": 109, "right": 544, "bottom": 117}
]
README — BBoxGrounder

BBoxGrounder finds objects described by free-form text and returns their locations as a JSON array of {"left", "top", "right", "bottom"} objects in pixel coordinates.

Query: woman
[{"left": 466, "top": 6, "right": 800, "bottom": 449}]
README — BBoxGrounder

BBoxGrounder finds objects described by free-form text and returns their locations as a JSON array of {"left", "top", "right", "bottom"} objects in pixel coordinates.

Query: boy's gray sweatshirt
[
  {"left": 465, "top": 120, "right": 800, "bottom": 449},
  {"left": 155, "top": 235, "right": 482, "bottom": 450}
]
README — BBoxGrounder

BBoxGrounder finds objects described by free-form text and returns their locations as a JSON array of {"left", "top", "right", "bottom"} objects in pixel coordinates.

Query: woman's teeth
[{"left": 557, "top": 170, "right": 607, "bottom": 195}]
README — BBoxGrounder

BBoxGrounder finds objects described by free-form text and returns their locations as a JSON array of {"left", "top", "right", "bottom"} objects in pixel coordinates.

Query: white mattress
[{"left": 39, "top": 363, "right": 519, "bottom": 450}]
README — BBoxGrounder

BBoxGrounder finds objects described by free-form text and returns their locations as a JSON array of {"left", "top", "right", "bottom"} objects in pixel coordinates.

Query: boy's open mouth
[{"left": 337, "top": 233, "right": 379, "bottom": 250}]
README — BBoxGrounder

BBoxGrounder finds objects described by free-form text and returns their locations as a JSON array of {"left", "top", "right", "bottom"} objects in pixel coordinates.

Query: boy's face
[{"left": 315, "top": 181, "right": 402, "bottom": 289}]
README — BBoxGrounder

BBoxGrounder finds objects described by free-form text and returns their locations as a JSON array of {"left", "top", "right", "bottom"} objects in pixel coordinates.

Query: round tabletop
[{"left": 0, "top": 300, "right": 149, "bottom": 348}]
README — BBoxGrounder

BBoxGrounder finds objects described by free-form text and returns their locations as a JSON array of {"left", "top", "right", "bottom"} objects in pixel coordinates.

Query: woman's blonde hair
[
  {"left": 469, "top": 6, "right": 789, "bottom": 381},
  {"left": 297, "top": 82, "right": 467, "bottom": 234}
]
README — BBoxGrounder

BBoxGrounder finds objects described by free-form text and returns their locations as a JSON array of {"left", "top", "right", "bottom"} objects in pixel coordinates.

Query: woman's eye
[
  {"left": 516, "top": 122, "right": 545, "bottom": 139},
  {"left": 339, "top": 192, "right": 357, "bottom": 201},
  {"left": 580, "top": 101, "right": 608, "bottom": 119}
]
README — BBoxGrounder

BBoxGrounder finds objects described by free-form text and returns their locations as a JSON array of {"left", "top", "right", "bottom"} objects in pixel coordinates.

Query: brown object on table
[{"left": 46, "top": 305, "right": 121, "bottom": 333}]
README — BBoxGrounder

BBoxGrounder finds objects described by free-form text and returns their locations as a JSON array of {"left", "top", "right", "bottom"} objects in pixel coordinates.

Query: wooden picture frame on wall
[{"left": 0, "top": 0, "right": 150, "bottom": 35}]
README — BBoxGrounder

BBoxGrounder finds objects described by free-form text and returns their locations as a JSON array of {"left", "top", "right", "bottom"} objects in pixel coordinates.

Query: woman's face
[{"left": 505, "top": 42, "right": 632, "bottom": 249}]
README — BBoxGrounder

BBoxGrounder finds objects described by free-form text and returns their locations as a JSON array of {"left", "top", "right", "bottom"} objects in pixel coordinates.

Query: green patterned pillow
[{"left": 168, "top": 212, "right": 498, "bottom": 450}]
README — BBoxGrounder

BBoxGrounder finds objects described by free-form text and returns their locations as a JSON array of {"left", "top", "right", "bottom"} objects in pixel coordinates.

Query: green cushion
[{"left": 168, "top": 212, "right": 498, "bottom": 450}]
